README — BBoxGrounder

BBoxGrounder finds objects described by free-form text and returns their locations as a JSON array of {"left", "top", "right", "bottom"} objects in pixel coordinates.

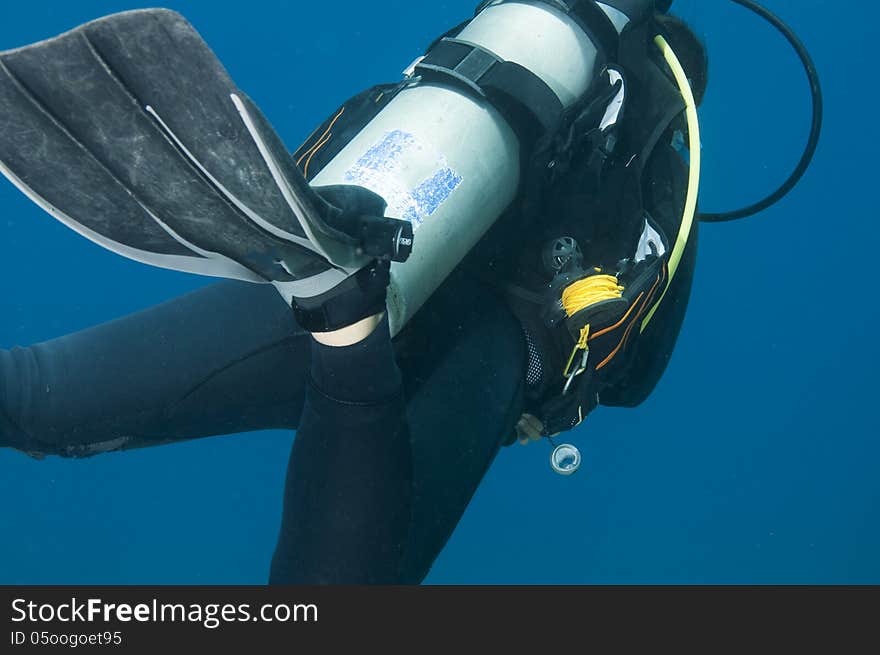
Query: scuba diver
[{"left": 0, "top": 0, "right": 821, "bottom": 583}]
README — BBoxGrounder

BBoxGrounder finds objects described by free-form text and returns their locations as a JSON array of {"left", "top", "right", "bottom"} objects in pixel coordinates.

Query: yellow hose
[{"left": 641, "top": 34, "right": 702, "bottom": 331}]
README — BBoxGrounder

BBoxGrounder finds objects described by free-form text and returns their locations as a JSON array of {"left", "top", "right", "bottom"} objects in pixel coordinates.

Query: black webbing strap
[
  {"left": 412, "top": 0, "right": 625, "bottom": 145},
  {"left": 414, "top": 38, "right": 564, "bottom": 146}
]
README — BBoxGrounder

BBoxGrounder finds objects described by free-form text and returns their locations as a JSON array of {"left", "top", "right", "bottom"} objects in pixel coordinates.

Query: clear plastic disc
[{"left": 551, "top": 444, "right": 581, "bottom": 476}]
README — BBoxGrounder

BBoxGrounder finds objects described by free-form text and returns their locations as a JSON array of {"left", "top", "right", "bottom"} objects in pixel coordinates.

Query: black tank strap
[
  {"left": 412, "top": 1, "right": 626, "bottom": 148},
  {"left": 414, "top": 38, "right": 563, "bottom": 147}
]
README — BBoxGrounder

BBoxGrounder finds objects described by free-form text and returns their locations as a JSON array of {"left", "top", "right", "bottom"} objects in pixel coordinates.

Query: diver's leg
[
  {"left": 269, "top": 315, "right": 412, "bottom": 584},
  {"left": 396, "top": 279, "right": 526, "bottom": 583},
  {"left": 268, "top": 272, "right": 526, "bottom": 584},
  {"left": 0, "top": 281, "right": 310, "bottom": 457}
]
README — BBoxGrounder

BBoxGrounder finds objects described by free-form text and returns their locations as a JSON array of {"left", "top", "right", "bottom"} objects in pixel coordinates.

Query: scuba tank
[{"left": 309, "top": 1, "right": 648, "bottom": 336}]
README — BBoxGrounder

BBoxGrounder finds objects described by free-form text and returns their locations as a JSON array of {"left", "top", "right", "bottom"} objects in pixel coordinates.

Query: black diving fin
[{"left": 0, "top": 9, "right": 411, "bottom": 301}]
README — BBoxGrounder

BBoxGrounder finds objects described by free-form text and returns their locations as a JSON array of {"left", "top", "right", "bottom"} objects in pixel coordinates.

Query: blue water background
[{"left": 1, "top": 0, "right": 876, "bottom": 583}]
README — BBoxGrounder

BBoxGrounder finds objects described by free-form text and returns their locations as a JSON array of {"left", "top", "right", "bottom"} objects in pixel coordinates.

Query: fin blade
[
  {"left": 0, "top": 9, "right": 339, "bottom": 286},
  {"left": 82, "top": 10, "right": 311, "bottom": 242}
]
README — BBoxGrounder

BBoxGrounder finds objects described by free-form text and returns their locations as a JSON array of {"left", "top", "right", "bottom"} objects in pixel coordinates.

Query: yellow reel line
[
  {"left": 561, "top": 274, "right": 624, "bottom": 317},
  {"left": 560, "top": 274, "right": 625, "bottom": 380},
  {"left": 641, "top": 34, "right": 702, "bottom": 331}
]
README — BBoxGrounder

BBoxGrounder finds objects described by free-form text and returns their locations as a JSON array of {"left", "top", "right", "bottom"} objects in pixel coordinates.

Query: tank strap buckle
[{"left": 414, "top": 38, "right": 564, "bottom": 146}]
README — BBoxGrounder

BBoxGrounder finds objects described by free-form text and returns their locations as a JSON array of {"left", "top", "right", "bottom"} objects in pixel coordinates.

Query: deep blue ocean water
[{"left": 0, "top": 0, "right": 876, "bottom": 584}]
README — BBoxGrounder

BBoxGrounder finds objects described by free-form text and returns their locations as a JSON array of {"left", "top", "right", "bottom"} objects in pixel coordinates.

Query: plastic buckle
[{"left": 402, "top": 55, "right": 425, "bottom": 79}]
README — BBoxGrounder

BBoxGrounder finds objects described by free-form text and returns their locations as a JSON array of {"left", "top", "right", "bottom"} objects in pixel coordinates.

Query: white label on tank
[{"left": 343, "top": 130, "right": 462, "bottom": 231}]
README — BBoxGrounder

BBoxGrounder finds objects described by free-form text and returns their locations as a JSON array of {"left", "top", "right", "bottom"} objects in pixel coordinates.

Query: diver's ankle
[{"left": 311, "top": 313, "right": 384, "bottom": 347}]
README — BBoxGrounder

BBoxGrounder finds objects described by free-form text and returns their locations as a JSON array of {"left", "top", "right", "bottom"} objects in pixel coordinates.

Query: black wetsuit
[{"left": 0, "top": 270, "right": 526, "bottom": 584}]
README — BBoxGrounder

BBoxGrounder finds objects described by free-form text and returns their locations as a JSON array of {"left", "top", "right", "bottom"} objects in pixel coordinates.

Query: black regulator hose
[{"left": 699, "top": 0, "right": 824, "bottom": 222}]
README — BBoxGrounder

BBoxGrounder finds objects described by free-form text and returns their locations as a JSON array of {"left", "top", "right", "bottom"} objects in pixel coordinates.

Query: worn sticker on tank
[{"left": 343, "top": 130, "right": 462, "bottom": 231}]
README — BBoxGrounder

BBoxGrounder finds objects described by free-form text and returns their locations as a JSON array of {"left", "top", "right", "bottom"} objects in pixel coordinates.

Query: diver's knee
[{"left": 0, "top": 345, "right": 71, "bottom": 456}]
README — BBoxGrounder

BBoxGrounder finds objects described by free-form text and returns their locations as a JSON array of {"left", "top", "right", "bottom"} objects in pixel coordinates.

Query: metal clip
[{"left": 562, "top": 346, "right": 590, "bottom": 396}]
